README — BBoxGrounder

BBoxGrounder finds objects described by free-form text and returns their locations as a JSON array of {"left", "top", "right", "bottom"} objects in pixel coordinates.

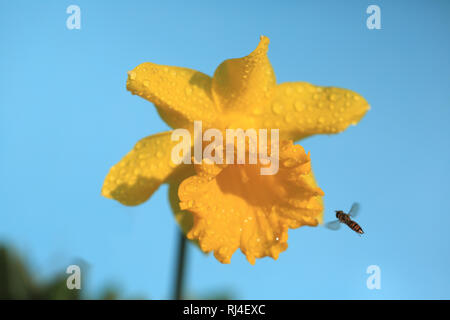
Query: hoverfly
[{"left": 325, "top": 202, "right": 364, "bottom": 234}]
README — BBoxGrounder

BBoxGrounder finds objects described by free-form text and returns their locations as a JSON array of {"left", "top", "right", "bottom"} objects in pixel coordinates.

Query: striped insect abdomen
[{"left": 347, "top": 220, "right": 364, "bottom": 234}]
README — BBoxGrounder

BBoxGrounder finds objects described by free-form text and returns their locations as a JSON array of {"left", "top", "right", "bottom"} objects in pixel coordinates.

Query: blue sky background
[{"left": 1, "top": 0, "right": 449, "bottom": 299}]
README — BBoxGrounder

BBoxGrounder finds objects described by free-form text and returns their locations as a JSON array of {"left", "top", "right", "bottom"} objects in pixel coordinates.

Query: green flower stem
[{"left": 173, "top": 230, "right": 187, "bottom": 300}]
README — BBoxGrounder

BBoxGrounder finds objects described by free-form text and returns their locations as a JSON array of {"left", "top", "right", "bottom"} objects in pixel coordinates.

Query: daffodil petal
[
  {"left": 127, "top": 63, "right": 219, "bottom": 129},
  {"left": 167, "top": 165, "right": 196, "bottom": 236},
  {"left": 102, "top": 131, "right": 184, "bottom": 206},
  {"left": 258, "top": 82, "right": 370, "bottom": 141},
  {"left": 212, "top": 36, "right": 276, "bottom": 113},
  {"left": 178, "top": 140, "right": 324, "bottom": 264}
]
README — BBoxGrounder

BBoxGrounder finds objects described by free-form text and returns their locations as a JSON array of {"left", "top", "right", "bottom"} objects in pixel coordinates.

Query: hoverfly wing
[
  {"left": 325, "top": 220, "right": 341, "bottom": 231},
  {"left": 349, "top": 202, "right": 360, "bottom": 217}
]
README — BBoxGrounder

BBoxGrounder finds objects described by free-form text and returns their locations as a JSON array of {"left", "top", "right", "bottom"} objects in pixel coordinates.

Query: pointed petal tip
[
  {"left": 101, "top": 188, "right": 109, "bottom": 198},
  {"left": 260, "top": 35, "right": 270, "bottom": 44},
  {"left": 254, "top": 35, "right": 270, "bottom": 54}
]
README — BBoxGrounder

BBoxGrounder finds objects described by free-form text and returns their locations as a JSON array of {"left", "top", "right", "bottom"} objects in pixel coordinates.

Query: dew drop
[
  {"left": 272, "top": 102, "right": 282, "bottom": 115},
  {"left": 284, "top": 114, "right": 293, "bottom": 123},
  {"left": 294, "top": 101, "right": 304, "bottom": 112}
]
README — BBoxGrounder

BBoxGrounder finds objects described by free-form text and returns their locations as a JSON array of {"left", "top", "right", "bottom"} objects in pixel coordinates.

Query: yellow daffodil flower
[{"left": 102, "top": 36, "right": 369, "bottom": 264}]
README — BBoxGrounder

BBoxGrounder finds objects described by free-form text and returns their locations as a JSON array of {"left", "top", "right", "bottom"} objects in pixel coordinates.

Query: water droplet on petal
[
  {"left": 284, "top": 114, "right": 293, "bottom": 123},
  {"left": 294, "top": 101, "right": 304, "bottom": 112},
  {"left": 272, "top": 102, "right": 282, "bottom": 115}
]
